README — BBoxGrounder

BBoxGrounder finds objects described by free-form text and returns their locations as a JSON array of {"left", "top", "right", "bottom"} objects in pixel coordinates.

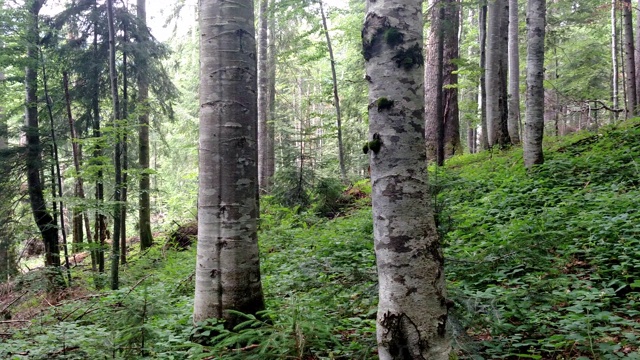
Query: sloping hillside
[{"left": 1, "top": 121, "right": 638, "bottom": 359}]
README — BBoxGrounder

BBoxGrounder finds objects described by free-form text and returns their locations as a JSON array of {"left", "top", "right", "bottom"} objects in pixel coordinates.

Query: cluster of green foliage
[{"left": 439, "top": 120, "right": 640, "bottom": 358}]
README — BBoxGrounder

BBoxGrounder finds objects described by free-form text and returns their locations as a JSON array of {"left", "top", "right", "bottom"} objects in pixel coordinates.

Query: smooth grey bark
[
  {"left": 257, "top": 0, "right": 271, "bottom": 193},
  {"left": 106, "top": 0, "right": 122, "bottom": 290},
  {"left": 622, "top": 0, "right": 637, "bottom": 116},
  {"left": 267, "top": 1, "right": 276, "bottom": 187},
  {"left": 137, "top": 0, "right": 153, "bottom": 250},
  {"left": 443, "top": 0, "right": 461, "bottom": 157},
  {"left": 425, "top": 0, "right": 445, "bottom": 165},
  {"left": 363, "top": 0, "right": 450, "bottom": 357},
  {"left": 613, "top": 0, "right": 619, "bottom": 122},
  {"left": 478, "top": 1, "right": 489, "bottom": 149},
  {"left": 524, "top": 0, "right": 546, "bottom": 168},
  {"left": 194, "top": 0, "right": 265, "bottom": 326},
  {"left": 635, "top": 0, "right": 640, "bottom": 109},
  {"left": 24, "top": 0, "right": 60, "bottom": 268},
  {"left": 507, "top": 0, "right": 521, "bottom": 144},
  {"left": 486, "top": 0, "right": 510, "bottom": 147}
]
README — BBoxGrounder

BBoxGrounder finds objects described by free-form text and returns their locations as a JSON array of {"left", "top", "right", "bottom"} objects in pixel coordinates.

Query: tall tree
[
  {"left": 106, "top": 0, "right": 122, "bottom": 290},
  {"left": 24, "top": 0, "right": 60, "bottom": 268},
  {"left": 622, "top": 0, "right": 636, "bottom": 116},
  {"left": 507, "top": 0, "right": 521, "bottom": 144},
  {"left": 613, "top": 0, "right": 620, "bottom": 122},
  {"left": 137, "top": 0, "right": 153, "bottom": 249},
  {"left": 486, "top": 0, "right": 510, "bottom": 147},
  {"left": 424, "top": 0, "right": 445, "bottom": 165},
  {"left": 478, "top": 0, "right": 490, "bottom": 149},
  {"left": 194, "top": 0, "right": 265, "bottom": 325},
  {"left": 524, "top": 0, "right": 546, "bottom": 168},
  {"left": 257, "top": 0, "right": 271, "bottom": 192},
  {"left": 362, "top": 0, "right": 450, "bottom": 357},
  {"left": 443, "top": 0, "right": 461, "bottom": 157},
  {"left": 319, "top": 0, "right": 347, "bottom": 181}
]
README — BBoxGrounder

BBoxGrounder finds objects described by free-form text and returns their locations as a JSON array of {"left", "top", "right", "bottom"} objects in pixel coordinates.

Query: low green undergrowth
[
  {"left": 2, "top": 122, "right": 638, "bottom": 359},
  {"left": 440, "top": 121, "right": 640, "bottom": 359}
]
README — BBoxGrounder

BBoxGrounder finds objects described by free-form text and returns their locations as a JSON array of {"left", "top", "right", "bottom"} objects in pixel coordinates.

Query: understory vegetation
[{"left": 1, "top": 120, "right": 639, "bottom": 359}]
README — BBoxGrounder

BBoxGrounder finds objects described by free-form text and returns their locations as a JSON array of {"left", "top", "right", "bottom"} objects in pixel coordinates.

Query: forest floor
[{"left": 1, "top": 119, "right": 639, "bottom": 359}]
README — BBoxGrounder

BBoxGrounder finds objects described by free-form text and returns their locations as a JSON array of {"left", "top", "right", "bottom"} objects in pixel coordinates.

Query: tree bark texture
[
  {"left": 424, "top": 0, "right": 445, "bottom": 165},
  {"left": 524, "top": 0, "right": 546, "bottom": 168},
  {"left": 137, "top": 0, "right": 153, "bottom": 250},
  {"left": 622, "top": 0, "right": 637, "bottom": 116},
  {"left": 362, "top": 0, "right": 451, "bottom": 358},
  {"left": 443, "top": 0, "right": 461, "bottom": 157},
  {"left": 613, "top": 0, "right": 619, "bottom": 122},
  {"left": 24, "top": 0, "right": 60, "bottom": 268},
  {"left": 486, "top": 0, "right": 510, "bottom": 147},
  {"left": 507, "top": 0, "right": 521, "bottom": 144},
  {"left": 635, "top": 0, "right": 640, "bottom": 109},
  {"left": 478, "top": 1, "right": 490, "bottom": 150},
  {"left": 257, "top": 0, "right": 271, "bottom": 192},
  {"left": 194, "top": 0, "right": 265, "bottom": 326}
]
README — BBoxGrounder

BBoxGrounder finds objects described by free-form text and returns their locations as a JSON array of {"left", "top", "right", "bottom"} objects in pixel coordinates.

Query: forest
[{"left": 0, "top": 0, "right": 639, "bottom": 358}]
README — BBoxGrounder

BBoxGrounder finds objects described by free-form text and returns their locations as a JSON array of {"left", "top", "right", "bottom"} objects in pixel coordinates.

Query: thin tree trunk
[
  {"left": 137, "top": 0, "right": 153, "bottom": 250},
  {"left": 622, "top": 0, "right": 637, "bottom": 116},
  {"left": 121, "top": 21, "right": 129, "bottom": 265},
  {"left": 42, "top": 58, "right": 71, "bottom": 284},
  {"left": 257, "top": 0, "right": 270, "bottom": 193},
  {"left": 267, "top": 2, "right": 276, "bottom": 186},
  {"left": 93, "top": 0, "right": 106, "bottom": 275},
  {"left": 106, "top": 0, "right": 121, "bottom": 290},
  {"left": 319, "top": 0, "right": 347, "bottom": 181},
  {"left": 194, "top": 0, "right": 265, "bottom": 326},
  {"left": 508, "top": 0, "right": 521, "bottom": 144},
  {"left": 614, "top": 0, "right": 620, "bottom": 122},
  {"left": 524, "top": 0, "right": 546, "bottom": 168},
  {"left": 63, "top": 72, "right": 96, "bottom": 271},
  {"left": 635, "top": 0, "right": 640, "bottom": 110},
  {"left": 479, "top": 1, "right": 490, "bottom": 149},
  {"left": 363, "top": 0, "right": 451, "bottom": 357}
]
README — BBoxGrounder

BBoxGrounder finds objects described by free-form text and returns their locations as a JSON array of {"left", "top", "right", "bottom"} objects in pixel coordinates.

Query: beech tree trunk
[
  {"left": 363, "top": 0, "right": 451, "bottom": 357},
  {"left": 613, "top": 0, "right": 620, "bottom": 122},
  {"left": 106, "top": 0, "right": 122, "bottom": 290},
  {"left": 524, "top": 0, "right": 546, "bottom": 168},
  {"left": 486, "top": 0, "right": 510, "bottom": 147},
  {"left": 257, "top": 0, "right": 271, "bottom": 192},
  {"left": 24, "top": 0, "right": 60, "bottom": 268},
  {"left": 137, "top": 0, "right": 153, "bottom": 250},
  {"left": 479, "top": 1, "right": 490, "bottom": 150},
  {"left": 425, "top": 0, "right": 445, "bottom": 165},
  {"left": 508, "top": 0, "right": 521, "bottom": 144},
  {"left": 443, "top": 0, "right": 461, "bottom": 157},
  {"left": 622, "top": 0, "right": 637, "bottom": 116},
  {"left": 194, "top": 0, "right": 265, "bottom": 326}
]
